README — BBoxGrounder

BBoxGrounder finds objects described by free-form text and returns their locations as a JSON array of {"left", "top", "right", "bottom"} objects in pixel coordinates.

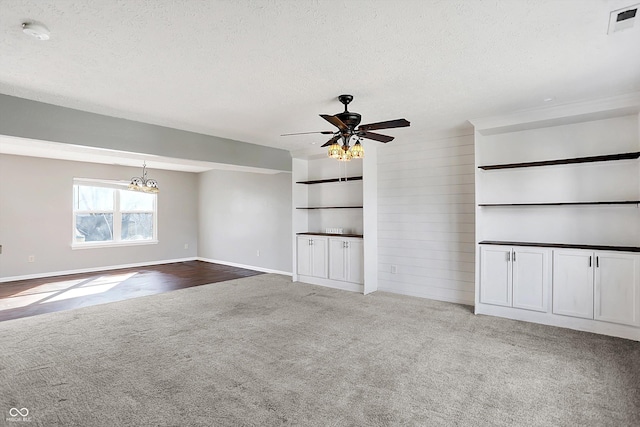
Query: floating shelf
[
  {"left": 297, "top": 232, "right": 363, "bottom": 238},
  {"left": 478, "top": 151, "right": 640, "bottom": 170},
  {"left": 296, "top": 176, "right": 363, "bottom": 185},
  {"left": 479, "top": 240, "right": 640, "bottom": 253},
  {"left": 478, "top": 201, "right": 640, "bottom": 207},
  {"left": 296, "top": 206, "right": 363, "bottom": 210}
]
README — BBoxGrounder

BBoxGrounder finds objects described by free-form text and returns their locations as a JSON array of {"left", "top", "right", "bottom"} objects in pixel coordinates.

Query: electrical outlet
[
  {"left": 256, "top": 250, "right": 260, "bottom": 257},
  {"left": 184, "top": 244, "right": 189, "bottom": 250},
  {"left": 391, "top": 265, "right": 397, "bottom": 274},
  {"left": 28, "top": 255, "right": 35, "bottom": 263}
]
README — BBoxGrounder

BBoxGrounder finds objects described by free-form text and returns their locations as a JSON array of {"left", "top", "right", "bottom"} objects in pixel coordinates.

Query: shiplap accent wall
[{"left": 377, "top": 134, "right": 475, "bottom": 305}]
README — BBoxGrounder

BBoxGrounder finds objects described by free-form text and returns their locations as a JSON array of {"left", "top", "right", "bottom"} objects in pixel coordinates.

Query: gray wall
[
  {"left": 0, "top": 94, "right": 291, "bottom": 172},
  {"left": 0, "top": 154, "right": 199, "bottom": 279},
  {"left": 199, "top": 169, "right": 292, "bottom": 274}
]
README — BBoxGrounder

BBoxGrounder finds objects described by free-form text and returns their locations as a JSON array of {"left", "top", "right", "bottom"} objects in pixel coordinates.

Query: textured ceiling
[{"left": 0, "top": 0, "right": 639, "bottom": 153}]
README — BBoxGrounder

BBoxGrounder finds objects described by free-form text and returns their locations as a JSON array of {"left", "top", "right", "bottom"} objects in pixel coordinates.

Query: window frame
[{"left": 72, "top": 179, "right": 158, "bottom": 250}]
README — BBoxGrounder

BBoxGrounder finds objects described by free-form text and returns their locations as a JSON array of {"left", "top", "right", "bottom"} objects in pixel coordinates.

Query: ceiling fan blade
[
  {"left": 320, "top": 114, "right": 348, "bottom": 131},
  {"left": 358, "top": 118, "right": 410, "bottom": 131},
  {"left": 320, "top": 135, "right": 341, "bottom": 147},
  {"left": 280, "top": 131, "right": 335, "bottom": 136},
  {"left": 359, "top": 131, "right": 395, "bottom": 143}
]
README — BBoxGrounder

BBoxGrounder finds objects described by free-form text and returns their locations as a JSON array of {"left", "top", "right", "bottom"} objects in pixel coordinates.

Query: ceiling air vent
[{"left": 608, "top": 3, "right": 638, "bottom": 34}]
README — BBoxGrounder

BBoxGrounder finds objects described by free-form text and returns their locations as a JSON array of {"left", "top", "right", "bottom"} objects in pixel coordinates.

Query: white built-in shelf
[
  {"left": 478, "top": 152, "right": 640, "bottom": 206},
  {"left": 480, "top": 240, "right": 640, "bottom": 253},
  {"left": 297, "top": 232, "right": 363, "bottom": 238},
  {"left": 478, "top": 151, "right": 640, "bottom": 170},
  {"left": 296, "top": 206, "right": 363, "bottom": 210},
  {"left": 479, "top": 201, "right": 640, "bottom": 207},
  {"left": 296, "top": 176, "right": 363, "bottom": 185}
]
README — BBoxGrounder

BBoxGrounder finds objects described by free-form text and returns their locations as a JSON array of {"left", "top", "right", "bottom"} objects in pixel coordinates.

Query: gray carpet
[{"left": 1, "top": 274, "right": 638, "bottom": 426}]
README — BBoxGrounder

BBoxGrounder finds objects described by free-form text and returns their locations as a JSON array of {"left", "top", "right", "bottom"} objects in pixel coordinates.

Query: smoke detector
[
  {"left": 608, "top": 4, "right": 638, "bottom": 34},
  {"left": 22, "top": 22, "right": 50, "bottom": 40}
]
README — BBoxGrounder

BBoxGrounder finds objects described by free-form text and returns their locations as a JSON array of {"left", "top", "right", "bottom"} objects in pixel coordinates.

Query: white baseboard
[
  {"left": 295, "top": 275, "right": 364, "bottom": 293},
  {"left": 0, "top": 257, "right": 198, "bottom": 283},
  {"left": 377, "top": 285, "right": 475, "bottom": 307},
  {"left": 475, "top": 303, "right": 640, "bottom": 342},
  {"left": 197, "top": 257, "right": 292, "bottom": 276}
]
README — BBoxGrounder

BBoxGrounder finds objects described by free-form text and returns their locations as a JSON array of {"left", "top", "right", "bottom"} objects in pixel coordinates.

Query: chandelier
[
  {"left": 327, "top": 136, "right": 364, "bottom": 162},
  {"left": 128, "top": 162, "right": 159, "bottom": 193}
]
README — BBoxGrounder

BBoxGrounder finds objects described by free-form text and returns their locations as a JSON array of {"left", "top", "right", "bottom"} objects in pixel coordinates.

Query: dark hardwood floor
[{"left": 0, "top": 261, "right": 263, "bottom": 322}]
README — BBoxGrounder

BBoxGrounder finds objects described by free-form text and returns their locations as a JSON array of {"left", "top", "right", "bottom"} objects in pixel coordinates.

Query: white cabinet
[
  {"left": 329, "top": 237, "right": 364, "bottom": 284},
  {"left": 473, "top": 104, "right": 640, "bottom": 340},
  {"left": 297, "top": 236, "right": 328, "bottom": 279},
  {"left": 553, "top": 249, "right": 640, "bottom": 326},
  {"left": 479, "top": 246, "right": 511, "bottom": 307},
  {"left": 292, "top": 156, "right": 372, "bottom": 293},
  {"left": 513, "top": 248, "right": 550, "bottom": 312},
  {"left": 552, "top": 250, "right": 594, "bottom": 319},
  {"left": 480, "top": 245, "right": 550, "bottom": 312},
  {"left": 595, "top": 252, "right": 640, "bottom": 326}
]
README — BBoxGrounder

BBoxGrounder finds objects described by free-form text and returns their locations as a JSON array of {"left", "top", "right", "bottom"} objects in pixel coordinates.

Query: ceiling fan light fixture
[
  {"left": 282, "top": 94, "right": 409, "bottom": 161},
  {"left": 337, "top": 145, "right": 352, "bottom": 162},
  {"left": 328, "top": 142, "right": 342, "bottom": 159},
  {"left": 349, "top": 140, "right": 364, "bottom": 159}
]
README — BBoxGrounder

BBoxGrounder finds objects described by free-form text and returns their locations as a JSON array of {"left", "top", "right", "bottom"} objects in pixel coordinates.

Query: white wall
[
  {"left": 198, "top": 169, "right": 292, "bottom": 274},
  {"left": 376, "top": 134, "right": 476, "bottom": 305},
  {"left": 0, "top": 154, "right": 199, "bottom": 279}
]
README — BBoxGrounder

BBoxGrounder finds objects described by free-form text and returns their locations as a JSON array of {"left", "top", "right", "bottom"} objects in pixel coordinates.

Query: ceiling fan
[{"left": 282, "top": 94, "right": 410, "bottom": 160}]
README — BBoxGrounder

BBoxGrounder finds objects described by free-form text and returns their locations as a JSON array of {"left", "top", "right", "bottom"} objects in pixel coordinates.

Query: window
[{"left": 73, "top": 180, "right": 157, "bottom": 248}]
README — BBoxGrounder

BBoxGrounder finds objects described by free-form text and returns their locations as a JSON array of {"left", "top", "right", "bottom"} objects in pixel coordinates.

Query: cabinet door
[
  {"left": 594, "top": 252, "right": 640, "bottom": 327},
  {"left": 311, "top": 237, "right": 328, "bottom": 278},
  {"left": 479, "top": 246, "right": 512, "bottom": 307},
  {"left": 328, "top": 238, "right": 347, "bottom": 281},
  {"left": 552, "top": 250, "right": 594, "bottom": 319},
  {"left": 512, "top": 247, "right": 550, "bottom": 312},
  {"left": 297, "top": 237, "right": 312, "bottom": 276},
  {"left": 346, "top": 239, "right": 364, "bottom": 285}
]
